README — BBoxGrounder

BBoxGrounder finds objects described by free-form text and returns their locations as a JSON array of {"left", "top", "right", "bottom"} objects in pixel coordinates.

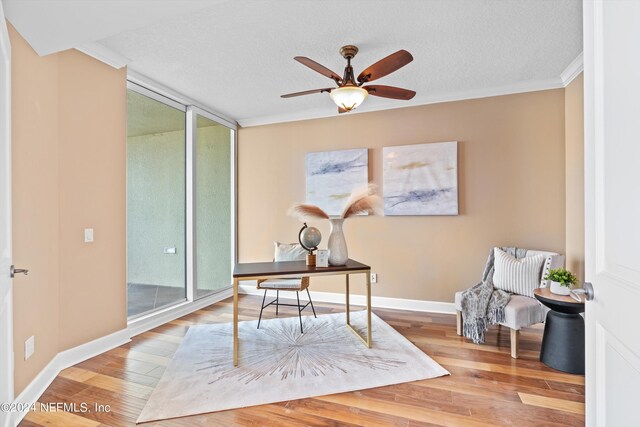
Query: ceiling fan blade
[
  {"left": 295, "top": 57, "right": 342, "bottom": 83},
  {"left": 357, "top": 50, "right": 413, "bottom": 84},
  {"left": 281, "top": 88, "right": 334, "bottom": 98},
  {"left": 338, "top": 107, "right": 348, "bottom": 114},
  {"left": 364, "top": 85, "right": 416, "bottom": 100}
]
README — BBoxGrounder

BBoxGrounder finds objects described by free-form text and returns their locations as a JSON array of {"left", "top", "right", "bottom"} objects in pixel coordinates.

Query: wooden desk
[{"left": 232, "top": 259, "right": 372, "bottom": 367}]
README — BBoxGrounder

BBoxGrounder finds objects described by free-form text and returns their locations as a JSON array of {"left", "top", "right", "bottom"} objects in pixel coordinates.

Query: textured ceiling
[
  {"left": 2, "top": 0, "right": 223, "bottom": 56},
  {"left": 5, "top": 0, "right": 582, "bottom": 127}
]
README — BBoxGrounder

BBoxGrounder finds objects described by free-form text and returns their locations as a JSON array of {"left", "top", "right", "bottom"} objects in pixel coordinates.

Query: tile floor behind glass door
[{"left": 127, "top": 283, "right": 186, "bottom": 317}]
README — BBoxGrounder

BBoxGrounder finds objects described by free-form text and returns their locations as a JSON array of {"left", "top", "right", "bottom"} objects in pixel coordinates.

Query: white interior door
[
  {"left": 0, "top": 3, "right": 13, "bottom": 427},
  {"left": 584, "top": 1, "right": 640, "bottom": 425}
]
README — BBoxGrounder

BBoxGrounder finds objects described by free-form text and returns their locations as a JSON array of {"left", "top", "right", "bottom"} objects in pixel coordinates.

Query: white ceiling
[
  {"left": 4, "top": 0, "right": 582, "bottom": 127},
  {"left": 2, "top": 0, "right": 223, "bottom": 56}
]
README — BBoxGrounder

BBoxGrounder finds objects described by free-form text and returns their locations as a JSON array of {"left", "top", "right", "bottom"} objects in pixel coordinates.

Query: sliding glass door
[
  {"left": 126, "top": 83, "right": 236, "bottom": 319},
  {"left": 127, "top": 89, "right": 186, "bottom": 318},
  {"left": 194, "top": 114, "right": 233, "bottom": 297}
]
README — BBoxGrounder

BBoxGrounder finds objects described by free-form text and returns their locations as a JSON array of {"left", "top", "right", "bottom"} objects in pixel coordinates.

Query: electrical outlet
[
  {"left": 25, "top": 336, "right": 35, "bottom": 360},
  {"left": 370, "top": 273, "right": 378, "bottom": 283},
  {"left": 84, "top": 228, "right": 94, "bottom": 243}
]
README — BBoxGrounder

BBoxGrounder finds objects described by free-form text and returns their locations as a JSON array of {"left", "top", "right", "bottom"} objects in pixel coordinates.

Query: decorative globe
[{"left": 300, "top": 226, "right": 322, "bottom": 250}]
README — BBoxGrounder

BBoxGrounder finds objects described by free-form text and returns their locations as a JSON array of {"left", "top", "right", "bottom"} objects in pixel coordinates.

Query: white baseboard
[
  {"left": 238, "top": 283, "right": 455, "bottom": 314},
  {"left": 56, "top": 329, "right": 131, "bottom": 370},
  {"left": 11, "top": 328, "right": 130, "bottom": 426},
  {"left": 127, "top": 288, "right": 233, "bottom": 337},
  {"left": 10, "top": 357, "right": 58, "bottom": 426}
]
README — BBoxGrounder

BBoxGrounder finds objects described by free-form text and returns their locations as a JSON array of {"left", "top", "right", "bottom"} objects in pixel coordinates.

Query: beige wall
[
  {"left": 57, "top": 49, "right": 127, "bottom": 350},
  {"left": 10, "top": 24, "right": 61, "bottom": 395},
  {"left": 10, "top": 26, "right": 126, "bottom": 394},
  {"left": 238, "top": 90, "right": 567, "bottom": 302},
  {"left": 565, "top": 74, "right": 585, "bottom": 282}
]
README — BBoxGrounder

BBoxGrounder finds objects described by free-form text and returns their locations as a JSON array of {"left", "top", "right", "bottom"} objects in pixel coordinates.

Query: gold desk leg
[
  {"left": 344, "top": 270, "right": 372, "bottom": 348},
  {"left": 345, "top": 273, "right": 350, "bottom": 325},
  {"left": 233, "top": 277, "right": 239, "bottom": 367},
  {"left": 366, "top": 270, "right": 372, "bottom": 348}
]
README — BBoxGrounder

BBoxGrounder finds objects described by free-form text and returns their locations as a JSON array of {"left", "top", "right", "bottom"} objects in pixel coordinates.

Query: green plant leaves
[{"left": 543, "top": 268, "right": 577, "bottom": 287}]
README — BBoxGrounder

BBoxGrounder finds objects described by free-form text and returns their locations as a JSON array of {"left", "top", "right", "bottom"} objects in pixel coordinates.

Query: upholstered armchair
[{"left": 454, "top": 250, "right": 564, "bottom": 358}]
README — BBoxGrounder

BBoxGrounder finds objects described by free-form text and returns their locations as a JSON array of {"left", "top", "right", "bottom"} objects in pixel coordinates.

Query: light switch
[
  {"left": 163, "top": 247, "right": 177, "bottom": 254},
  {"left": 84, "top": 228, "right": 94, "bottom": 243},
  {"left": 25, "top": 336, "right": 35, "bottom": 360}
]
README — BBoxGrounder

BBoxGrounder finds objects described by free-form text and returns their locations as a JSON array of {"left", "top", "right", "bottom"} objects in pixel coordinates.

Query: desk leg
[
  {"left": 345, "top": 274, "right": 350, "bottom": 325},
  {"left": 233, "top": 277, "right": 239, "bottom": 367},
  {"left": 366, "top": 270, "right": 372, "bottom": 348},
  {"left": 344, "top": 271, "right": 372, "bottom": 348}
]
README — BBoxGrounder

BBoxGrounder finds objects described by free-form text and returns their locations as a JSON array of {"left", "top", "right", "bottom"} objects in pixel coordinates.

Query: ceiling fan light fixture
[
  {"left": 329, "top": 86, "right": 368, "bottom": 111},
  {"left": 282, "top": 46, "right": 414, "bottom": 113}
]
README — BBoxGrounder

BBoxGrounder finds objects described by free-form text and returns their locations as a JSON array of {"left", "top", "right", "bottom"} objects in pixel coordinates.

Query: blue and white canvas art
[
  {"left": 306, "top": 148, "right": 368, "bottom": 216},
  {"left": 383, "top": 141, "right": 458, "bottom": 216}
]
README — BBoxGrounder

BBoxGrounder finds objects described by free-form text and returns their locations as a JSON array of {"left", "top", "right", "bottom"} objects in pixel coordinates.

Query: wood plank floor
[{"left": 21, "top": 295, "right": 585, "bottom": 426}]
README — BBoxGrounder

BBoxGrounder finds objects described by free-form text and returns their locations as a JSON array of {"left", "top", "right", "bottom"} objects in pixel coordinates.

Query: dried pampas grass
[
  {"left": 341, "top": 183, "right": 382, "bottom": 218},
  {"left": 287, "top": 203, "right": 330, "bottom": 222},
  {"left": 288, "top": 183, "right": 381, "bottom": 221}
]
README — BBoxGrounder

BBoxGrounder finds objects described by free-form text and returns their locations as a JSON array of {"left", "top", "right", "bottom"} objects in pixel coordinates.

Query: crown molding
[
  {"left": 76, "top": 41, "right": 130, "bottom": 69},
  {"left": 238, "top": 53, "right": 585, "bottom": 127},
  {"left": 238, "top": 77, "right": 565, "bottom": 127},
  {"left": 560, "top": 52, "right": 584, "bottom": 86}
]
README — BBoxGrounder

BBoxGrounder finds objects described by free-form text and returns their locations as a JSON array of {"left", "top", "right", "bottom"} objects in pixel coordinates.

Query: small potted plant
[{"left": 544, "top": 268, "right": 578, "bottom": 296}]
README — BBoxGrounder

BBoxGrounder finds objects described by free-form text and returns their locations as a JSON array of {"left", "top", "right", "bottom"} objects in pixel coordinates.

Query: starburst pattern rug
[{"left": 137, "top": 311, "right": 449, "bottom": 423}]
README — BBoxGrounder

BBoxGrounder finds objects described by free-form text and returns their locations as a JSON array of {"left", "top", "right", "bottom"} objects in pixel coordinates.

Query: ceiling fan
[{"left": 281, "top": 45, "right": 416, "bottom": 113}]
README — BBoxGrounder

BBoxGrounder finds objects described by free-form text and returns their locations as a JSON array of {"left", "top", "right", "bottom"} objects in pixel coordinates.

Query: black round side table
[{"left": 533, "top": 288, "right": 586, "bottom": 375}]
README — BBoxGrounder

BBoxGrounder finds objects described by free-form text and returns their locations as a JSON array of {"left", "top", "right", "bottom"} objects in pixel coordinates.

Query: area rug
[{"left": 137, "top": 311, "right": 449, "bottom": 423}]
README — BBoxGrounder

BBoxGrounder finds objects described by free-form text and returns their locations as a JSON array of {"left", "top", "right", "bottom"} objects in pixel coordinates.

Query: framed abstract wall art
[
  {"left": 383, "top": 141, "right": 458, "bottom": 216},
  {"left": 305, "top": 148, "right": 368, "bottom": 216}
]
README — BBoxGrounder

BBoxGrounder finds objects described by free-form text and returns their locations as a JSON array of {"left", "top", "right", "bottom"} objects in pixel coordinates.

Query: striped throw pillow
[{"left": 493, "top": 248, "right": 545, "bottom": 297}]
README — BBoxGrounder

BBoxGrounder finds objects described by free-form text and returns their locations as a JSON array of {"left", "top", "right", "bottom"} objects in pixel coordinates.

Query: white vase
[
  {"left": 327, "top": 218, "right": 348, "bottom": 266},
  {"left": 550, "top": 281, "right": 571, "bottom": 296}
]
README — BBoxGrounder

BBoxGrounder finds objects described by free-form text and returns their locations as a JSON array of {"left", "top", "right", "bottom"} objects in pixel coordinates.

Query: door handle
[
  {"left": 10, "top": 265, "right": 29, "bottom": 278},
  {"left": 571, "top": 282, "right": 595, "bottom": 302}
]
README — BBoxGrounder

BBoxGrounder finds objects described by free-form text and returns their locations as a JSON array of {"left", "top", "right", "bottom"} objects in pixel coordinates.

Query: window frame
[{"left": 126, "top": 78, "right": 237, "bottom": 324}]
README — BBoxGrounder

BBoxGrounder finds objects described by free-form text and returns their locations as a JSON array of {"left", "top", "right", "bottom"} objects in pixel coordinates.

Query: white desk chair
[{"left": 257, "top": 242, "right": 317, "bottom": 333}]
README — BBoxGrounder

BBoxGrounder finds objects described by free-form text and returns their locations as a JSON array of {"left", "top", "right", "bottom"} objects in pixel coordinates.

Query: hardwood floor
[{"left": 21, "top": 295, "right": 585, "bottom": 426}]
